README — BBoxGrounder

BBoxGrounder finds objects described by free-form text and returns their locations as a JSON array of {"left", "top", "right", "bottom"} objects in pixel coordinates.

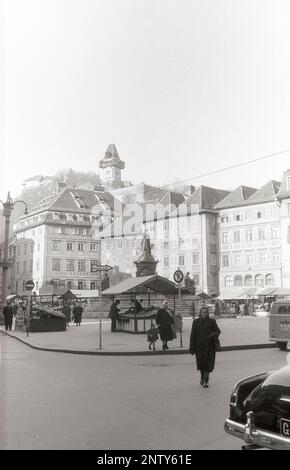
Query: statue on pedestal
[
  {"left": 134, "top": 232, "right": 158, "bottom": 277},
  {"left": 184, "top": 272, "right": 196, "bottom": 294}
]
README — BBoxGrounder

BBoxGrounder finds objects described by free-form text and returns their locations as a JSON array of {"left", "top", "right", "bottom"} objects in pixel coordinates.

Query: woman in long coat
[
  {"left": 189, "top": 307, "right": 221, "bottom": 388},
  {"left": 155, "top": 299, "right": 175, "bottom": 350}
]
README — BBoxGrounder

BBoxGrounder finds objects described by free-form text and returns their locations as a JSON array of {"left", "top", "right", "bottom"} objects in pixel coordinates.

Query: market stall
[{"left": 102, "top": 274, "right": 181, "bottom": 334}]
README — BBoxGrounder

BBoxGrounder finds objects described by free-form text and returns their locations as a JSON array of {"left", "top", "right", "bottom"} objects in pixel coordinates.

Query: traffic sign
[
  {"left": 25, "top": 279, "right": 35, "bottom": 291},
  {"left": 173, "top": 269, "right": 184, "bottom": 284},
  {"left": 91, "top": 262, "right": 113, "bottom": 273}
]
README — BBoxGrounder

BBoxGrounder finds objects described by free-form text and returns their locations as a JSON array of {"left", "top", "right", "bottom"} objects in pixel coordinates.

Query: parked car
[{"left": 224, "top": 365, "right": 290, "bottom": 449}]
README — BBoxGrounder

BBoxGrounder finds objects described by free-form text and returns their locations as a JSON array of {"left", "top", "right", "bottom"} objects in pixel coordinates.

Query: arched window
[
  {"left": 244, "top": 275, "right": 253, "bottom": 286},
  {"left": 234, "top": 275, "right": 243, "bottom": 287},
  {"left": 265, "top": 273, "right": 274, "bottom": 286},
  {"left": 224, "top": 276, "right": 233, "bottom": 287},
  {"left": 255, "top": 274, "right": 264, "bottom": 287}
]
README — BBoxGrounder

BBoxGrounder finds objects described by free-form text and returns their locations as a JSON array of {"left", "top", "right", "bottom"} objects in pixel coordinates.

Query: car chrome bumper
[{"left": 224, "top": 412, "right": 290, "bottom": 450}]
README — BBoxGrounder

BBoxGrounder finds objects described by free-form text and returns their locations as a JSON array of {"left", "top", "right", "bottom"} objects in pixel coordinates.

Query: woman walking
[
  {"left": 155, "top": 299, "right": 175, "bottom": 350},
  {"left": 189, "top": 306, "right": 221, "bottom": 388}
]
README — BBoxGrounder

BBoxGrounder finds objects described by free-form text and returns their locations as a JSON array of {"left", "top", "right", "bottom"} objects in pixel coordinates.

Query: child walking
[{"left": 147, "top": 322, "right": 159, "bottom": 350}]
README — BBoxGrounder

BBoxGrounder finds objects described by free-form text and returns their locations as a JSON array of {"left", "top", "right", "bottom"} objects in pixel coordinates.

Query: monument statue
[
  {"left": 184, "top": 272, "right": 196, "bottom": 294},
  {"left": 134, "top": 232, "right": 158, "bottom": 277}
]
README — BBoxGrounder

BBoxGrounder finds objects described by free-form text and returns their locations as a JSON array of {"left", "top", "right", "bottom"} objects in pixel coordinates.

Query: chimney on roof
[{"left": 57, "top": 180, "right": 66, "bottom": 192}]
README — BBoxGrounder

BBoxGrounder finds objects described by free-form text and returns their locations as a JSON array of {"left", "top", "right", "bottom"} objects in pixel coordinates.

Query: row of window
[
  {"left": 221, "top": 226, "right": 280, "bottom": 243},
  {"left": 221, "top": 251, "right": 280, "bottom": 267},
  {"left": 163, "top": 253, "right": 211, "bottom": 267},
  {"left": 224, "top": 273, "right": 275, "bottom": 287},
  {"left": 52, "top": 241, "right": 98, "bottom": 252},
  {"left": 51, "top": 280, "right": 97, "bottom": 290},
  {"left": 52, "top": 259, "right": 99, "bottom": 272},
  {"left": 219, "top": 205, "right": 280, "bottom": 224},
  {"left": 15, "top": 280, "right": 98, "bottom": 292},
  {"left": 51, "top": 226, "right": 90, "bottom": 236}
]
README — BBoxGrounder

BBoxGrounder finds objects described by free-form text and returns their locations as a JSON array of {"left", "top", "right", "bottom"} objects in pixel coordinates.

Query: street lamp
[{"left": 0, "top": 192, "right": 28, "bottom": 319}]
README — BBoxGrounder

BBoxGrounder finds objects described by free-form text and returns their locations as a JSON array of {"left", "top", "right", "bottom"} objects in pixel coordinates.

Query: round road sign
[
  {"left": 25, "top": 279, "right": 35, "bottom": 291},
  {"left": 173, "top": 270, "right": 184, "bottom": 284}
]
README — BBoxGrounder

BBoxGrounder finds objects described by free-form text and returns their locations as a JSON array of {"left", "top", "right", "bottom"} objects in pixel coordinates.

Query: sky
[{"left": 1, "top": 0, "right": 290, "bottom": 202}]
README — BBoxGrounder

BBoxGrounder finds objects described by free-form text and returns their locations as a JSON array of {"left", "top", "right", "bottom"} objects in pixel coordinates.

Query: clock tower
[{"left": 99, "top": 144, "right": 125, "bottom": 189}]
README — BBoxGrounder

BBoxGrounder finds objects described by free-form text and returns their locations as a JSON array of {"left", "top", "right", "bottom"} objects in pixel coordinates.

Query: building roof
[
  {"left": 25, "top": 188, "right": 123, "bottom": 216},
  {"left": 104, "top": 144, "right": 119, "bottom": 159},
  {"left": 158, "top": 191, "right": 185, "bottom": 207},
  {"left": 277, "top": 169, "right": 290, "bottom": 198},
  {"left": 246, "top": 180, "right": 280, "bottom": 204},
  {"left": 112, "top": 183, "right": 167, "bottom": 204},
  {"left": 216, "top": 185, "right": 257, "bottom": 209},
  {"left": 182, "top": 185, "right": 230, "bottom": 211}
]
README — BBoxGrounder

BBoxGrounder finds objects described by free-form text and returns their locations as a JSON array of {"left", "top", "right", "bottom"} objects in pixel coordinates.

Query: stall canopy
[
  {"left": 6, "top": 294, "right": 18, "bottom": 301},
  {"left": 102, "top": 275, "right": 178, "bottom": 296},
  {"left": 62, "top": 289, "right": 99, "bottom": 300},
  {"left": 271, "top": 288, "right": 290, "bottom": 296},
  {"left": 256, "top": 287, "right": 278, "bottom": 296},
  {"left": 195, "top": 292, "right": 212, "bottom": 300}
]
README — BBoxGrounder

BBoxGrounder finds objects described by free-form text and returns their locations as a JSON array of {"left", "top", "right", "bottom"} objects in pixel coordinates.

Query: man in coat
[
  {"left": 108, "top": 299, "right": 120, "bottom": 332},
  {"left": 189, "top": 306, "right": 221, "bottom": 388},
  {"left": 73, "top": 301, "right": 83, "bottom": 326},
  {"left": 155, "top": 299, "right": 175, "bottom": 350},
  {"left": 63, "top": 303, "right": 71, "bottom": 326},
  {"left": 3, "top": 302, "right": 14, "bottom": 331}
]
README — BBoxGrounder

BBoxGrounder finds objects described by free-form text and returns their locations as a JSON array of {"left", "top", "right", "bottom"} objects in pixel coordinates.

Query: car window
[{"left": 278, "top": 306, "right": 290, "bottom": 315}]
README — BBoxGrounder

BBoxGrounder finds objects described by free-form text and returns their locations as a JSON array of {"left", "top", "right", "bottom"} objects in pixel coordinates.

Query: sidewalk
[{"left": 0, "top": 316, "right": 276, "bottom": 355}]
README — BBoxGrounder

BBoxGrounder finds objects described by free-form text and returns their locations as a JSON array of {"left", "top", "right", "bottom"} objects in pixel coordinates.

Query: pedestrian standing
[
  {"left": 244, "top": 302, "right": 249, "bottom": 316},
  {"left": 147, "top": 322, "right": 159, "bottom": 350},
  {"left": 189, "top": 306, "right": 221, "bottom": 388},
  {"left": 63, "top": 303, "right": 71, "bottom": 326},
  {"left": 3, "top": 302, "right": 13, "bottom": 331},
  {"left": 248, "top": 301, "right": 255, "bottom": 316},
  {"left": 155, "top": 299, "right": 175, "bottom": 351},
  {"left": 235, "top": 302, "right": 240, "bottom": 316},
  {"left": 108, "top": 299, "right": 120, "bottom": 332},
  {"left": 214, "top": 301, "right": 221, "bottom": 318},
  {"left": 189, "top": 299, "right": 196, "bottom": 318},
  {"left": 73, "top": 301, "right": 83, "bottom": 326}
]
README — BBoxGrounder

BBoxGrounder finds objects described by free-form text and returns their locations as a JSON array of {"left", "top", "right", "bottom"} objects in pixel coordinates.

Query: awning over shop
[
  {"left": 102, "top": 275, "right": 178, "bottom": 296},
  {"left": 271, "top": 288, "right": 290, "bottom": 296},
  {"left": 256, "top": 287, "right": 278, "bottom": 296},
  {"left": 219, "top": 287, "right": 260, "bottom": 300},
  {"left": 6, "top": 294, "right": 17, "bottom": 301}
]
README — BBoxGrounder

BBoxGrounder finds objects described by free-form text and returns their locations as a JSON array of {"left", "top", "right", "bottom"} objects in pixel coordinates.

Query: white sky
[{"left": 1, "top": 0, "right": 290, "bottom": 201}]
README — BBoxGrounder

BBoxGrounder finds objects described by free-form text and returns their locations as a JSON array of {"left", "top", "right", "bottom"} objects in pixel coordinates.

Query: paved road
[{"left": 0, "top": 332, "right": 288, "bottom": 450}]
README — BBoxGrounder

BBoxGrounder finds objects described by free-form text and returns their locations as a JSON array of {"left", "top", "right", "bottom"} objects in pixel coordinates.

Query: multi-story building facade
[
  {"left": 99, "top": 185, "right": 229, "bottom": 295},
  {"left": 12, "top": 184, "right": 122, "bottom": 295},
  {"left": 216, "top": 181, "right": 282, "bottom": 297}
]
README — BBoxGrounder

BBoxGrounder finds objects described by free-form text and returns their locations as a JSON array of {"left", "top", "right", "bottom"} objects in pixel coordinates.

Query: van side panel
[{"left": 269, "top": 303, "right": 290, "bottom": 342}]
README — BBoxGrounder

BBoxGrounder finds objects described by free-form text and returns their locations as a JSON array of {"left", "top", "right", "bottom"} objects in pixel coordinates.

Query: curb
[{"left": 0, "top": 330, "right": 278, "bottom": 356}]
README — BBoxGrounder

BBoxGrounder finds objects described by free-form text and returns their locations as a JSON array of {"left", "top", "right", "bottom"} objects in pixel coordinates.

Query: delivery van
[{"left": 269, "top": 301, "right": 290, "bottom": 350}]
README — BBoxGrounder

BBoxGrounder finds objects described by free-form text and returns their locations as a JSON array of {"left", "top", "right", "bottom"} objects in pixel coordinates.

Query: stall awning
[
  {"left": 256, "top": 287, "right": 278, "bottom": 296},
  {"left": 6, "top": 294, "right": 17, "bottom": 301},
  {"left": 69, "top": 289, "right": 99, "bottom": 299},
  {"left": 271, "top": 288, "right": 290, "bottom": 296},
  {"left": 102, "top": 275, "right": 178, "bottom": 296}
]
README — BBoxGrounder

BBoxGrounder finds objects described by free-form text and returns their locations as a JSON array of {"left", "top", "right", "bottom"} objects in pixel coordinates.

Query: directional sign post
[
  {"left": 91, "top": 263, "right": 113, "bottom": 349},
  {"left": 173, "top": 269, "right": 184, "bottom": 348},
  {"left": 25, "top": 280, "right": 35, "bottom": 337}
]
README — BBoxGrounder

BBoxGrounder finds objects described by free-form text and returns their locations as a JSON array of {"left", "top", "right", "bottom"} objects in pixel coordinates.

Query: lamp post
[{"left": 0, "top": 192, "right": 28, "bottom": 319}]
